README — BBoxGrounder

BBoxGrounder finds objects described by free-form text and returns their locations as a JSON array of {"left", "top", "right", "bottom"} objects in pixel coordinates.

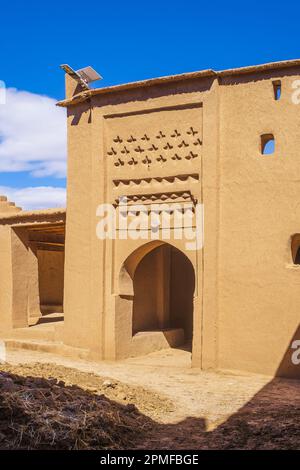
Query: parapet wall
[{"left": 0, "top": 195, "right": 22, "bottom": 214}]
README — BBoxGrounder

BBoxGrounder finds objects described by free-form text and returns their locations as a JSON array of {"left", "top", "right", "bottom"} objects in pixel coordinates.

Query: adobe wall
[
  {"left": 63, "top": 75, "right": 220, "bottom": 365},
  {"left": 38, "top": 250, "right": 64, "bottom": 311},
  {"left": 0, "top": 197, "right": 25, "bottom": 331},
  {"left": 218, "top": 67, "right": 300, "bottom": 378},
  {"left": 62, "top": 63, "right": 300, "bottom": 377},
  {"left": 0, "top": 226, "right": 14, "bottom": 331},
  {"left": 0, "top": 226, "right": 40, "bottom": 329}
]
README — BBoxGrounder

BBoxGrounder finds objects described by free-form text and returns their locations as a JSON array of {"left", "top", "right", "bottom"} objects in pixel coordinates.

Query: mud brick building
[{"left": 1, "top": 59, "right": 300, "bottom": 379}]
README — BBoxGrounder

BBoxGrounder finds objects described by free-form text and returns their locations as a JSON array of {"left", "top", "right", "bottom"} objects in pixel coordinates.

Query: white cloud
[
  {"left": 0, "top": 88, "right": 66, "bottom": 177},
  {"left": 0, "top": 186, "right": 66, "bottom": 211}
]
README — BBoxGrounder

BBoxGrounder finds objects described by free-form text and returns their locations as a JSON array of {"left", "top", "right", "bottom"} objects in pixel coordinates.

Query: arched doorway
[{"left": 118, "top": 242, "right": 195, "bottom": 355}]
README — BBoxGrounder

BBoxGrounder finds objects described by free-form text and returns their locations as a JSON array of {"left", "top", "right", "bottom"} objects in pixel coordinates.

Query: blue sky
[{"left": 0, "top": 0, "right": 299, "bottom": 208}]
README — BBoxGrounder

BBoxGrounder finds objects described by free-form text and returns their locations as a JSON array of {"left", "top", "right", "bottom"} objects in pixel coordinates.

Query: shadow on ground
[
  {"left": 0, "top": 367, "right": 299, "bottom": 450},
  {"left": 140, "top": 378, "right": 300, "bottom": 450}
]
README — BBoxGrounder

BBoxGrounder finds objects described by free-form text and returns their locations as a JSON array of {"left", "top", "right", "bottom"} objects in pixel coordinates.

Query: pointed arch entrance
[{"left": 116, "top": 241, "right": 195, "bottom": 358}]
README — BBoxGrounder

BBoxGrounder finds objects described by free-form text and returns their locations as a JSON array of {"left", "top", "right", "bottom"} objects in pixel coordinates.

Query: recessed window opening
[
  {"left": 291, "top": 234, "right": 300, "bottom": 264},
  {"left": 273, "top": 80, "right": 282, "bottom": 101},
  {"left": 261, "top": 134, "right": 275, "bottom": 155}
]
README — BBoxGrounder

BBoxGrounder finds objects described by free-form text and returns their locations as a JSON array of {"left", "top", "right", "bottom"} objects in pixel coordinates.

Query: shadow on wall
[{"left": 275, "top": 323, "right": 300, "bottom": 379}]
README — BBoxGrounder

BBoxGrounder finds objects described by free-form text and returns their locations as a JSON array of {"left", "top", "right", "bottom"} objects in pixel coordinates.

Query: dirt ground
[{"left": 1, "top": 347, "right": 300, "bottom": 449}]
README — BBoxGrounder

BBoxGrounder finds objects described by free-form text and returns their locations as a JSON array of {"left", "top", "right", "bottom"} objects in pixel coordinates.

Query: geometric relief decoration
[{"left": 107, "top": 126, "right": 202, "bottom": 168}]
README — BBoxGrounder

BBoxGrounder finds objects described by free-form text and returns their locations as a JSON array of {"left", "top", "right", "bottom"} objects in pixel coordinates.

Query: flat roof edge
[
  {"left": 218, "top": 58, "right": 300, "bottom": 77},
  {"left": 0, "top": 207, "right": 66, "bottom": 223},
  {"left": 57, "top": 59, "right": 300, "bottom": 108},
  {"left": 57, "top": 69, "right": 216, "bottom": 107}
]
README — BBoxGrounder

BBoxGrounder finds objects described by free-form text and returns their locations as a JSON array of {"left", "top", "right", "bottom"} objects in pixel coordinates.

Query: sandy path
[{"left": 4, "top": 347, "right": 273, "bottom": 426}]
